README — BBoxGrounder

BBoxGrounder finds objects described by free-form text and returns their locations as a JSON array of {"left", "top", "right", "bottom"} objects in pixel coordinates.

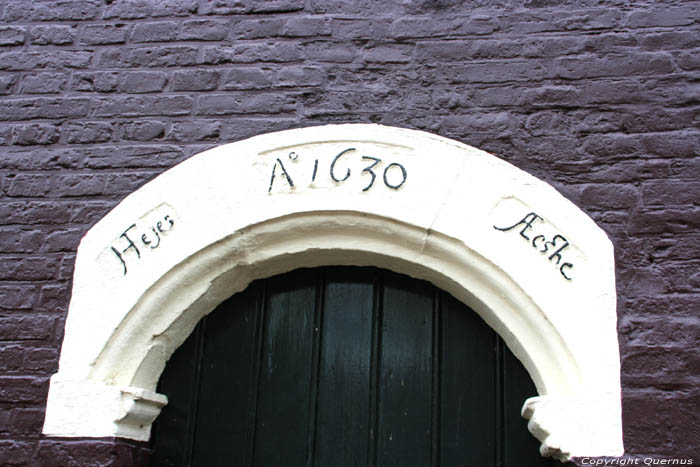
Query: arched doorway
[
  {"left": 151, "top": 267, "right": 554, "bottom": 466},
  {"left": 43, "top": 124, "right": 623, "bottom": 460}
]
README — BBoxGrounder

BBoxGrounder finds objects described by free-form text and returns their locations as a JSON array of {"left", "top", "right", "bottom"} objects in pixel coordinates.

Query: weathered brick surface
[{"left": 0, "top": 0, "right": 698, "bottom": 465}]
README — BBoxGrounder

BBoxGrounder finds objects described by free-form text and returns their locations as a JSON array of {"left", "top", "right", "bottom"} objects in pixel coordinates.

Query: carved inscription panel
[
  {"left": 99, "top": 204, "right": 178, "bottom": 276},
  {"left": 265, "top": 145, "right": 408, "bottom": 193},
  {"left": 494, "top": 212, "right": 575, "bottom": 281}
]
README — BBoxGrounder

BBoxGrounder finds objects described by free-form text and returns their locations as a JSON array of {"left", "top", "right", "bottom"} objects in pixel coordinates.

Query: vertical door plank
[
  {"left": 503, "top": 346, "right": 554, "bottom": 467},
  {"left": 440, "top": 293, "right": 497, "bottom": 467},
  {"left": 313, "top": 268, "right": 375, "bottom": 467},
  {"left": 190, "top": 284, "right": 261, "bottom": 466},
  {"left": 151, "top": 324, "right": 203, "bottom": 467},
  {"left": 376, "top": 271, "right": 434, "bottom": 466},
  {"left": 253, "top": 270, "right": 317, "bottom": 467}
]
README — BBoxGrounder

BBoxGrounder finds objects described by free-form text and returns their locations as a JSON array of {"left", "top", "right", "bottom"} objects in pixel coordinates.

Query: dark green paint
[{"left": 152, "top": 267, "right": 554, "bottom": 467}]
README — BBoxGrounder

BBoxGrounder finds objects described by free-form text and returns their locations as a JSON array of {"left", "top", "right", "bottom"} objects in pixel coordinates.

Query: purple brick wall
[{"left": 0, "top": 0, "right": 698, "bottom": 465}]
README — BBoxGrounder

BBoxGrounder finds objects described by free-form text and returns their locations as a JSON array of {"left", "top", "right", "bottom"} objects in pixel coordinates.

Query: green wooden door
[{"left": 151, "top": 267, "right": 553, "bottom": 467}]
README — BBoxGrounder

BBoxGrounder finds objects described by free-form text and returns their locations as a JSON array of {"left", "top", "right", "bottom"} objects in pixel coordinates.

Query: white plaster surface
[{"left": 43, "top": 124, "right": 623, "bottom": 459}]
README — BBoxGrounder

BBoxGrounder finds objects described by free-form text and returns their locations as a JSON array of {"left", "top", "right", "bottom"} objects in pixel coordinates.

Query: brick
[
  {"left": 303, "top": 42, "right": 357, "bottom": 63},
  {"left": 0, "top": 97, "right": 90, "bottom": 122},
  {"left": 63, "top": 122, "right": 114, "bottom": 144},
  {"left": 0, "top": 229, "right": 44, "bottom": 253},
  {"left": 0, "top": 256, "right": 61, "bottom": 281},
  {"left": 0, "top": 75, "right": 18, "bottom": 95},
  {"left": 222, "top": 66, "right": 325, "bottom": 89},
  {"left": 104, "top": 172, "right": 157, "bottom": 195},
  {"left": 641, "top": 31, "right": 700, "bottom": 50},
  {"left": 119, "top": 71, "right": 169, "bottom": 93},
  {"left": 36, "top": 284, "right": 71, "bottom": 312},
  {"left": 0, "top": 126, "right": 12, "bottom": 145},
  {"left": 84, "top": 145, "right": 186, "bottom": 169},
  {"left": 28, "top": 25, "right": 76, "bottom": 45},
  {"left": 616, "top": 109, "right": 697, "bottom": 133},
  {"left": 640, "top": 131, "right": 699, "bottom": 158},
  {"left": 276, "top": 66, "right": 325, "bottom": 87},
  {"left": 419, "top": 37, "right": 577, "bottom": 61},
  {"left": 69, "top": 201, "right": 114, "bottom": 224},
  {"left": 11, "top": 124, "right": 60, "bottom": 146},
  {"left": 623, "top": 345, "right": 699, "bottom": 387},
  {"left": 80, "top": 24, "right": 128, "bottom": 45},
  {"left": 93, "top": 96, "right": 192, "bottom": 117},
  {"left": 58, "top": 254, "right": 76, "bottom": 281},
  {"left": 10, "top": 408, "right": 44, "bottom": 436},
  {"left": 0, "top": 201, "right": 72, "bottom": 225},
  {"left": 0, "top": 26, "right": 25, "bottom": 46},
  {"left": 72, "top": 72, "right": 119, "bottom": 93},
  {"left": 34, "top": 439, "right": 151, "bottom": 467},
  {"left": 22, "top": 346, "right": 59, "bottom": 373},
  {"left": 5, "top": 174, "right": 53, "bottom": 197},
  {"left": 21, "top": 73, "right": 68, "bottom": 95},
  {"left": 628, "top": 294, "right": 700, "bottom": 322},
  {"left": 232, "top": 18, "right": 285, "bottom": 39},
  {"left": 522, "top": 36, "right": 586, "bottom": 58},
  {"left": 282, "top": 17, "right": 331, "bottom": 37},
  {"left": 131, "top": 22, "right": 179, "bottom": 43},
  {"left": 0, "top": 346, "right": 23, "bottom": 372},
  {"left": 0, "top": 51, "right": 92, "bottom": 71},
  {"left": 172, "top": 69, "right": 221, "bottom": 91},
  {"left": 99, "top": 46, "right": 199, "bottom": 68},
  {"left": 0, "top": 286, "right": 38, "bottom": 310},
  {"left": 104, "top": 0, "right": 197, "bottom": 19},
  {"left": 623, "top": 390, "right": 700, "bottom": 454},
  {"left": 580, "top": 183, "right": 640, "bottom": 210},
  {"left": 438, "top": 61, "right": 546, "bottom": 84},
  {"left": 0, "top": 441, "right": 33, "bottom": 466},
  {"left": 128, "top": 46, "right": 199, "bottom": 67},
  {"left": 505, "top": 9, "right": 622, "bottom": 34},
  {"left": 202, "top": 43, "right": 303, "bottom": 64},
  {"left": 440, "top": 112, "right": 515, "bottom": 134},
  {"left": 196, "top": 93, "right": 296, "bottom": 115},
  {"left": 678, "top": 50, "right": 700, "bottom": 71},
  {"left": 200, "top": 0, "right": 304, "bottom": 15},
  {"left": 616, "top": 263, "right": 671, "bottom": 296},
  {"left": 582, "top": 134, "right": 644, "bottom": 159},
  {"left": 524, "top": 111, "right": 573, "bottom": 136},
  {"left": 0, "top": 376, "right": 49, "bottom": 403},
  {"left": 122, "top": 121, "right": 166, "bottom": 141},
  {"left": 222, "top": 67, "right": 272, "bottom": 90},
  {"left": 627, "top": 7, "right": 698, "bottom": 28},
  {"left": 648, "top": 234, "right": 700, "bottom": 263},
  {"left": 44, "top": 229, "right": 83, "bottom": 253},
  {"left": 0, "top": 147, "right": 83, "bottom": 171},
  {"left": 53, "top": 174, "right": 107, "bottom": 196},
  {"left": 582, "top": 33, "right": 638, "bottom": 55},
  {"left": 5, "top": 0, "right": 100, "bottom": 21},
  {"left": 643, "top": 180, "right": 700, "bottom": 207},
  {"left": 553, "top": 53, "right": 674, "bottom": 80},
  {"left": 629, "top": 208, "right": 700, "bottom": 235},
  {"left": 666, "top": 262, "right": 700, "bottom": 293},
  {"left": 391, "top": 16, "right": 496, "bottom": 39},
  {"left": 219, "top": 118, "right": 296, "bottom": 142},
  {"left": 181, "top": 19, "right": 230, "bottom": 41},
  {"left": 168, "top": 121, "right": 221, "bottom": 142},
  {"left": 363, "top": 44, "right": 413, "bottom": 63}
]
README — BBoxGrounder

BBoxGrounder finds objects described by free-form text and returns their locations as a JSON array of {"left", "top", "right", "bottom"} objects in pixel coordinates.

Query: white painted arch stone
[{"left": 43, "top": 124, "right": 623, "bottom": 460}]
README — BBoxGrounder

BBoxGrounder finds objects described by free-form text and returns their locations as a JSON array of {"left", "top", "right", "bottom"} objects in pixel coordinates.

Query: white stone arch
[{"left": 43, "top": 124, "right": 623, "bottom": 461}]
